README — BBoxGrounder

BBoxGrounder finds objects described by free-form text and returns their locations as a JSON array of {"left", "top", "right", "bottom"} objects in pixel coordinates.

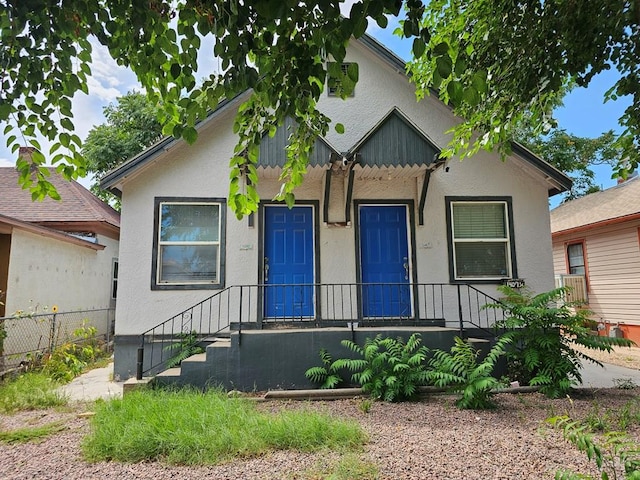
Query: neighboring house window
[
  {"left": 111, "top": 258, "right": 118, "bottom": 300},
  {"left": 566, "top": 242, "right": 586, "bottom": 275},
  {"left": 328, "top": 62, "right": 356, "bottom": 97},
  {"left": 446, "top": 197, "right": 516, "bottom": 282},
  {"left": 152, "top": 197, "right": 226, "bottom": 290}
]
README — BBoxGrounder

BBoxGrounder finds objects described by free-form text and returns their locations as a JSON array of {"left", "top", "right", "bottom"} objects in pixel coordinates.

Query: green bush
[
  {"left": 428, "top": 335, "right": 512, "bottom": 409},
  {"left": 82, "top": 388, "right": 366, "bottom": 465},
  {"left": 488, "top": 286, "right": 634, "bottom": 398},
  {"left": 337, "top": 333, "right": 431, "bottom": 402},
  {"left": 43, "top": 323, "right": 106, "bottom": 382}
]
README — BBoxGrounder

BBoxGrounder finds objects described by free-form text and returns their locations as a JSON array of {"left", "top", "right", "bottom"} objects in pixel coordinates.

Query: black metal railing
[{"left": 136, "top": 283, "right": 506, "bottom": 379}]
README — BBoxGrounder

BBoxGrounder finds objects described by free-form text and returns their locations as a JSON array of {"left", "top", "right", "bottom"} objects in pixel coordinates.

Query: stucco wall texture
[
  {"left": 114, "top": 40, "right": 556, "bottom": 337},
  {"left": 5, "top": 230, "right": 118, "bottom": 314}
]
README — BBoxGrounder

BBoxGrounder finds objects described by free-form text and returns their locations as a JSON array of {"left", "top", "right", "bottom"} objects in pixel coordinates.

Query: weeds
[
  {"left": 548, "top": 415, "right": 640, "bottom": 479},
  {"left": 297, "top": 453, "right": 378, "bottom": 480},
  {"left": 0, "top": 422, "right": 67, "bottom": 444},
  {"left": 164, "top": 331, "right": 205, "bottom": 368},
  {"left": 42, "top": 323, "right": 108, "bottom": 382},
  {"left": 358, "top": 398, "right": 373, "bottom": 414},
  {"left": 428, "top": 335, "right": 512, "bottom": 409},
  {"left": 488, "top": 286, "right": 634, "bottom": 398},
  {"left": 0, "top": 372, "right": 67, "bottom": 413},
  {"left": 336, "top": 333, "right": 431, "bottom": 402},
  {"left": 305, "top": 349, "right": 344, "bottom": 389},
  {"left": 82, "top": 388, "right": 366, "bottom": 465}
]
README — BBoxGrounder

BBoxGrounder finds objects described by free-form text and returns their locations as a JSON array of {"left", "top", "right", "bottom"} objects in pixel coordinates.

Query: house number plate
[{"left": 504, "top": 279, "right": 525, "bottom": 288}]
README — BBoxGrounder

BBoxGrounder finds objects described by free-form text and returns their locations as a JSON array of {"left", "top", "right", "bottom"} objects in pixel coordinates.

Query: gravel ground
[
  {"left": 1, "top": 388, "right": 639, "bottom": 479},
  {"left": 574, "top": 343, "right": 640, "bottom": 371}
]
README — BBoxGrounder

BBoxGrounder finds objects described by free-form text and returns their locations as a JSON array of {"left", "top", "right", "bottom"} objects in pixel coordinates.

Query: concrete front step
[{"left": 151, "top": 326, "right": 498, "bottom": 391}]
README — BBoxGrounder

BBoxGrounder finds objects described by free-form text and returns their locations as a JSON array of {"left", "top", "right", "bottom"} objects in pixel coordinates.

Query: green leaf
[
  {"left": 183, "top": 126, "right": 198, "bottom": 144},
  {"left": 334, "top": 123, "right": 345, "bottom": 134},
  {"left": 413, "top": 38, "right": 426, "bottom": 59}
]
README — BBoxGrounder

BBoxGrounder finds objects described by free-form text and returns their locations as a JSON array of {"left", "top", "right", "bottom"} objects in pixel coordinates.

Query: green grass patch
[
  {"left": 82, "top": 388, "right": 367, "bottom": 465},
  {"left": 0, "top": 422, "right": 67, "bottom": 444},
  {"left": 0, "top": 373, "right": 67, "bottom": 413}
]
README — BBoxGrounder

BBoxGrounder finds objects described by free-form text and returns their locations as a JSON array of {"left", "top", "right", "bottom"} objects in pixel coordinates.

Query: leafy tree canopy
[
  {"left": 82, "top": 91, "right": 163, "bottom": 207},
  {"left": 407, "top": 0, "right": 638, "bottom": 183},
  {"left": 516, "top": 128, "right": 621, "bottom": 202},
  {"left": 1, "top": 1, "right": 638, "bottom": 216}
]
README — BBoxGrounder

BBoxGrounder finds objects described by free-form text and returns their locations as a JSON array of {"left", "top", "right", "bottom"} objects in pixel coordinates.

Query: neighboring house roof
[
  {"left": 0, "top": 213, "right": 105, "bottom": 251},
  {"left": 550, "top": 175, "right": 640, "bottom": 236},
  {"left": 0, "top": 167, "right": 120, "bottom": 238},
  {"left": 101, "top": 33, "right": 571, "bottom": 197}
]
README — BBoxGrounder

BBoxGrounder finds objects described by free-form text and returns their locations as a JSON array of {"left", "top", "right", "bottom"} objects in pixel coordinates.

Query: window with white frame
[
  {"left": 152, "top": 198, "right": 225, "bottom": 289},
  {"left": 567, "top": 242, "right": 586, "bottom": 275},
  {"left": 447, "top": 198, "right": 515, "bottom": 281}
]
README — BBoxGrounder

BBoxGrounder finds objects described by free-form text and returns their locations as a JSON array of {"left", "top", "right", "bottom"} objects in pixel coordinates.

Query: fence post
[
  {"left": 50, "top": 313, "right": 57, "bottom": 353},
  {"left": 457, "top": 284, "right": 464, "bottom": 337}
]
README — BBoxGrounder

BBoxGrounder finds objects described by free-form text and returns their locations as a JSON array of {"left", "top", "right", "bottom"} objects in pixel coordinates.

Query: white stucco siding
[
  {"left": 4, "top": 230, "right": 117, "bottom": 315},
  {"left": 319, "top": 42, "right": 454, "bottom": 152},
  {"left": 114, "top": 38, "right": 557, "bottom": 335}
]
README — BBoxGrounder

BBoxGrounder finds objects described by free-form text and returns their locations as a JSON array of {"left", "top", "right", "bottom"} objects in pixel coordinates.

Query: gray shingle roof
[{"left": 550, "top": 175, "right": 640, "bottom": 233}]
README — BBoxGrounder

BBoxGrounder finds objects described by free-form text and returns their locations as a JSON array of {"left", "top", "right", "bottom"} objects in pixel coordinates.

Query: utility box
[{"left": 609, "top": 325, "right": 624, "bottom": 338}]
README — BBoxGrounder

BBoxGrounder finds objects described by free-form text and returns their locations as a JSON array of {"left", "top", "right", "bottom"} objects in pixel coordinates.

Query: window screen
[{"left": 451, "top": 202, "right": 512, "bottom": 280}]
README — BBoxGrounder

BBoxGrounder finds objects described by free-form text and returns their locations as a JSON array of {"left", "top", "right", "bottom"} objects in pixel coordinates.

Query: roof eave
[
  {"left": 552, "top": 212, "right": 640, "bottom": 238},
  {"left": 510, "top": 142, "right": 573, "bottom": 196},
  {"left": 99, "top": 91, "right": 250, "bottom": 192},
  {"left": 0, "top": 214, "right": 106, "bottom": 251}
]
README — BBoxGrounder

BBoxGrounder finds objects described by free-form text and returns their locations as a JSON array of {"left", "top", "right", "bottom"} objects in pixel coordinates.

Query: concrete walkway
[
  {"left": 579, "top": 360, "right": 640, "bottom": 389},
  {"left": 60, "top": 363, "right": 124, "bottom": 402},
  {"left": 59, "top": 359, "right": 640, "bottom": 403}
]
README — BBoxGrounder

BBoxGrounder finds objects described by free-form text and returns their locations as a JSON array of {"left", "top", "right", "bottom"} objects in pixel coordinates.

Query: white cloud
[{"left": 0, "top": 157, "right": 15, "bottom": 168}]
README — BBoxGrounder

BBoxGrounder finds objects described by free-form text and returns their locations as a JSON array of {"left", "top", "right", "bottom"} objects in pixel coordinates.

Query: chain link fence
[{"left": 0, "top": 308, "right": 115, "bottom": 374}]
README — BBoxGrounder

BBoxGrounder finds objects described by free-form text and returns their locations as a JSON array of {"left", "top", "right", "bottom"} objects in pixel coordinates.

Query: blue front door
[
  {"left": 264, "top": 205, "right": 315, "bottom": 318},
  {"left": 359, "top": 205, "right": 411, "bottom": 317}
]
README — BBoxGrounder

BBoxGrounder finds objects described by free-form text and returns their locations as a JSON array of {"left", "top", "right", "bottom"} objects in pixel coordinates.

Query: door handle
[
  {"left": 403, "top": 257, "right": 409, "bottom": 280},
  {"left": 263, "top": 257, "right": 269, "bottom": 282}
]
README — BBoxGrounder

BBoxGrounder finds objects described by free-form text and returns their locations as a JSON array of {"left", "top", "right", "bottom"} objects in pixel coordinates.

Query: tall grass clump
[
  {"left": 82, "top": 388, "right": 366, "bottom": 465},
  {"left": 0, "top": 372, "right": 67, "bottom": 413}
]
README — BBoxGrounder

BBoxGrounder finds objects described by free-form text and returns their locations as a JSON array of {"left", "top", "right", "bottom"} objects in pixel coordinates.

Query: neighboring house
[
  {"left": 0, "top": 160, "right": 120, "bottom": 361},
  {"left": 102, "top": 34, "right": 571, "bottom": 387},
  {"left": 551, "top": 174, "right": 640, "bottom": 345}
]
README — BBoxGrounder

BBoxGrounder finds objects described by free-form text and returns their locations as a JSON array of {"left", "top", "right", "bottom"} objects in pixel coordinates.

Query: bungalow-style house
[
  {"left": 0, "top": 160, "right": 120, "bottom": 362},
  {"left": 102, "top": 34, "right": 571, "bottom": 388},
  {"left": 551, "top": 174, "right": 640, "bottom": 344}
]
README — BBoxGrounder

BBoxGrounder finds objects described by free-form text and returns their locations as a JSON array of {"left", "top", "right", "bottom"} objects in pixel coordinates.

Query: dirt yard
[{"left": 1, "top": 388, "right": 639, "bottom": 479}]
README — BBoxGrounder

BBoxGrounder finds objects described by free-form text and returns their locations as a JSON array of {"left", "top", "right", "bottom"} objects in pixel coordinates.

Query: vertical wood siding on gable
[{"left": 553, "top": 219, "right": 640, "bottom": 326}]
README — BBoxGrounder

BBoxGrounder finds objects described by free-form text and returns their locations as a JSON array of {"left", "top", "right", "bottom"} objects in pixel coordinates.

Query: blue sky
[{"left": 0, "top": 18, "right": 630, "bottom": 200}]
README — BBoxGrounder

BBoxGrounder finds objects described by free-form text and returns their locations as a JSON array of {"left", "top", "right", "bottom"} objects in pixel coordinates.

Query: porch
[{"left": 132, "top": 283, "right": 506, "bottom": 390}]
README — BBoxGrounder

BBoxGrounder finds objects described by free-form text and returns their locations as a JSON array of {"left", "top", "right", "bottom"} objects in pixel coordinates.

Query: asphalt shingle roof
[
  {"left": 0, "top": 167, "right": 120, "bottom": 228},
  {"left": 550, "top": 175, "right": 640, "bottom": 233}
]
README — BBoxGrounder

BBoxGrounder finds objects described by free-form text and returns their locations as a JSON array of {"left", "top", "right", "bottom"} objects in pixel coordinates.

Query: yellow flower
[{"left": 52, "top": 305, "right": 58, "bottom": 313}]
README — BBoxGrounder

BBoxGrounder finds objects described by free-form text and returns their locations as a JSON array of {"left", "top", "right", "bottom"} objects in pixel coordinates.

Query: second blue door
[
  {"left": 359, "top": 205, "right": 411, "bottom": 317},
  {"left": 264, "top": 205, "right": 314, "bottom": 318}
]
